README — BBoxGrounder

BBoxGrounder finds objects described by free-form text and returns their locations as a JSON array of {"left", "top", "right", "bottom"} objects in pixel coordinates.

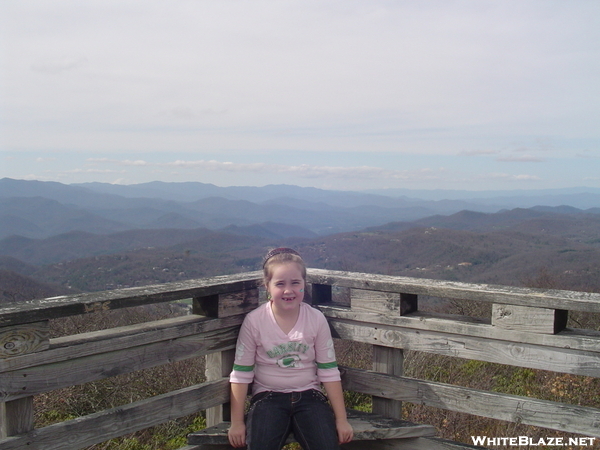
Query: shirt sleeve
[
  {"left": 229, "top": 315, "right": 257, "bottom": 384},
  {"left": 313, "top": 309, "right": 341, "bottom": 383}
]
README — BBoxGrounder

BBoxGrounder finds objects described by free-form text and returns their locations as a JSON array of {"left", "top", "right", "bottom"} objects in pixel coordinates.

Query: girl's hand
[
  {"left": 336, "top": 418, "right": 354, "bottom": 444},
  {"left": 228, "top": 422, "right": 246, "bottom": 448}
]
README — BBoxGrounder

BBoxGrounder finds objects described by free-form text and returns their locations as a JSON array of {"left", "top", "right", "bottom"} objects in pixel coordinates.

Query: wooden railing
[{"left": 0, "top": 269, "right": 599, "bottom": 449}]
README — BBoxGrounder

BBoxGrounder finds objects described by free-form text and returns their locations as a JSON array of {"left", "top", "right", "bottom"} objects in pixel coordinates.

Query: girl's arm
[
  {"left": 323, "top": 380, "right": 354, "bottom": 444},
  {"left": 228, "top": 382, "right": 249, "bottom": 448}
]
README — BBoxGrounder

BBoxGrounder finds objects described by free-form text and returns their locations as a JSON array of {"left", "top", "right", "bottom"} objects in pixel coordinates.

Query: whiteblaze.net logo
[{"left": 470, "top": 436, "right": 597, "bottom": 447}]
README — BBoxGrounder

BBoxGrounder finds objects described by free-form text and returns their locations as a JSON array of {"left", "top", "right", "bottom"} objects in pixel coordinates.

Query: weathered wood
[
  {"left": 0, "top": 271, "right": 262, "bottom": 327},
  {"left": 307, "top": 268, "right": 600, "bottom": 313},
  {"left": 350, "top": 290, "right": 419, "bottom": 316},
  {"left": 1, "top": 326, "right": 238, "bottom": 402},
  {"left": 194, "top": 290, "right": 259, "bottom": 318},
  {"left": 0, "top": 323, "right": 42, "bottom": 440},
  {"left": 0, "top": 322, "right": 49, "bottom": 359},
  {"left": 372, "top": 346, "right": 403, "bottom": 419},
  {"left": 330, "top": 318, "right": 600, "bottom": 377},
  {"left": 492, "top": 304, "right": 568, "bottom": 334},
  {"left": 205, "top": 349, "right": 235, "bottom": 427},
  {"left": 351, "top": 289, "right": 401, "bottom": 314},
  {"left": 187, "top": 409, "right": 435, "bottom": 445},
  {"left": 0, "top": 397, "right": 33, "bottom": 438},
  {"left": 0, "top": 268, "right": 599, "bottom": 449},
  {"left": 342, "top": 367, "right": 600, "bottom": 438},
  {"left": 318, "top": 306, "right": 600, "bottom": 353},
  {"left": 0, "top": 315, "right": 244, "bottom": 373},
  {"left": 0, "top": 379, "right": 230, "bottom": 450},
  {"left": 2, "top": 268, "right": 598, "bottom": 326}
]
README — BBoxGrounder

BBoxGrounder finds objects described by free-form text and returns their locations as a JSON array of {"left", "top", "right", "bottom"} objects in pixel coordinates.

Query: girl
[{"left": 228, "top": 248, "right": 353, "bottom": 449}]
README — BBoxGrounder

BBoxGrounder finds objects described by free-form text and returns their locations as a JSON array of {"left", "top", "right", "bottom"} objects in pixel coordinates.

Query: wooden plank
[
  {"left": 307, "top": 269, "right": 600, "bottom": 313},
  {"left": 0, "top": 397, "right": 33, "bottom": 438},
  {"left": 318, "top": 307, "right": 600, "bottom": 353},
  {"left": 0, "top": 271, "right": 262, "bottom": 327},
  {"left": 2, "top": 267, "right": 599, "bottom": 324},
  {"left": 0, "top": 323, "right": 49, "bottom": 359},
  {"left": 329, "top": 318, "right": 600, "bottom": 377},
  {"left": 0, "top": 327, "right": 239, "bottom": 402},
  {"left": 492, "top": 304, "right": 568, "bottom": 334},
  {"left": 351, "top": 290, "right": 418, "bottom": 316},
  {"left": 372, "top": 346, "right": 403, "bottom": 419},
  {"left": 339, "top": 409, "right": 435, "bottom": 440},
  {"left": 0, "top": 315, "right": 244, "bottom": 373},
  {"left": 187, "top": 409, "right": 435, "bottom": 445},
  {"left": 351, "top": 289, "right": 401, "bottom": 314},
  {"left": 342, "top": 367, "right": 600, "bottom": 438},
  {"left": 0, "top": 379, "right": 230, "bottom": 450}
]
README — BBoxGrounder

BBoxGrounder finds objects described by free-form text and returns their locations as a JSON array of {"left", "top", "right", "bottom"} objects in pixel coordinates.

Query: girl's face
[{"left": 266, "top": 262, "right": 305, "bottom": 313}]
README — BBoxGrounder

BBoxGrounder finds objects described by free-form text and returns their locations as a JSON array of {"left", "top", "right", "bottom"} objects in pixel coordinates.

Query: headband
[{"left": 263, "top": 247, "right": 301, "bottom": 267}]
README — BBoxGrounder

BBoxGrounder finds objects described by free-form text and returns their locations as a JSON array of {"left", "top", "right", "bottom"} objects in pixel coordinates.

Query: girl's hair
[{"left": 262, "top": 248, "right": 307, "bottom": 285}]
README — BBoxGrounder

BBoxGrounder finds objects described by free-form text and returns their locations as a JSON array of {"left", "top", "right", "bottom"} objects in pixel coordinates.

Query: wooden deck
[{"left": 1, "top": 268, "right": 599, "bottom": 449}]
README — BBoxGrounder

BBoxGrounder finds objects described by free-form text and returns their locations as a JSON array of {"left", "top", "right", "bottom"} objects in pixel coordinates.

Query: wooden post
[
  {"left": 372, "top": 347, "right": 404, "bottom": 420},
  {"left": 349, "top": 289, "right": 413, "bottom": 420},
  {"left": 0, "top": 397, "right": 34, "bottom": 438},
  {"left": 194, "top": 289, "right": 259, "bottom": 427},
  {"left": 204, "top": 349, "right": 235, "bottom": 426},
  {"left": 0, "top": 321, "right": 49, "bottom": 439}
]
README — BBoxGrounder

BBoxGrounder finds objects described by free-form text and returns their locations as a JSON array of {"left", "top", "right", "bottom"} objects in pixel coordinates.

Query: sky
[{"left": 1, "top": 1, "right": 599, "bottom": 192}]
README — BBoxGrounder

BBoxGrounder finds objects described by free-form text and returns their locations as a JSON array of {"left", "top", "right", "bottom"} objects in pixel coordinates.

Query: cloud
[
  {"left": 485, "top": 173, "right": 542, "bottom": 181},
  {"left": 90, "top": 157, "right": 445, "bottom": 182},
  {"left": 167, "top": 159, "right": 446, "bottom": 181},
  {"left": 459, "top": 148, "right": 546, "bottom": 162},
  {"left": 459, "top": 150, "right": 499, "bottom": 157},
  {"left": 496, "top": 155, "right": 546, "bottom": 163},
  {"left": 87, "top": 158, "right": 149, "bottom": 166},
  {"left": 69, "top": 168, "right": 126, "bottom": 174}
]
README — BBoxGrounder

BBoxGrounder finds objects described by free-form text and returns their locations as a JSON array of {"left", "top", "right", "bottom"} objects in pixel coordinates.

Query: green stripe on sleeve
[
  {"left": 232, "top": 364, "right": 255, "bottom": 372},
  {"left": 316, "top": 361, "right": 338, "bottom": 369}
]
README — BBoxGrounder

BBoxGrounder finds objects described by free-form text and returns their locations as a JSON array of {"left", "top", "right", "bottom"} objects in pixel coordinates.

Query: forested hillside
[{"left": 2, "top": 203, "right": 599, "bottom": 301}]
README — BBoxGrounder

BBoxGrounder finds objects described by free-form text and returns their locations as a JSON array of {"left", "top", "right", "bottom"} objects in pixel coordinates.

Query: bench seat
[{"left": 187, "top": 409, "right": 436, "bottom": 447}]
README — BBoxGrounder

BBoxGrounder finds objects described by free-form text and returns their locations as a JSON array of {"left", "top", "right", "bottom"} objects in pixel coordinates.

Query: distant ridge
[{"left": 1, "top": 178, "right": 599, "bottom": 240}]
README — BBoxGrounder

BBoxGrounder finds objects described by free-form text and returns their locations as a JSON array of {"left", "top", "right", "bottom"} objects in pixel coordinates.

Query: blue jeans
[{"left": 246, "top": 389, "right": 339, "bottom": 450}]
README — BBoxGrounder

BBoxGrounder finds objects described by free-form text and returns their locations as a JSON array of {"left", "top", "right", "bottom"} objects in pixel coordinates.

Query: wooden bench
[{"left": 187, "top": 409, "right": 436, "bottom": 449}]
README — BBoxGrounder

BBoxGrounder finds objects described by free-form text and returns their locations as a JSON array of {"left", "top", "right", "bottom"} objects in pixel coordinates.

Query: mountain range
[
  {"left": 2, "top": 178, "right": 600, "bottom": 240},
  {"left": 2, "top": 178, "right": 600, "bottom": 304}
]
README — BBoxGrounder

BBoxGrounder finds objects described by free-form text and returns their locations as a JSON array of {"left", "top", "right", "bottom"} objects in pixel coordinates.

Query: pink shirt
[{"left": 229, "top": 301, "right": 341, "bottom": 395}]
